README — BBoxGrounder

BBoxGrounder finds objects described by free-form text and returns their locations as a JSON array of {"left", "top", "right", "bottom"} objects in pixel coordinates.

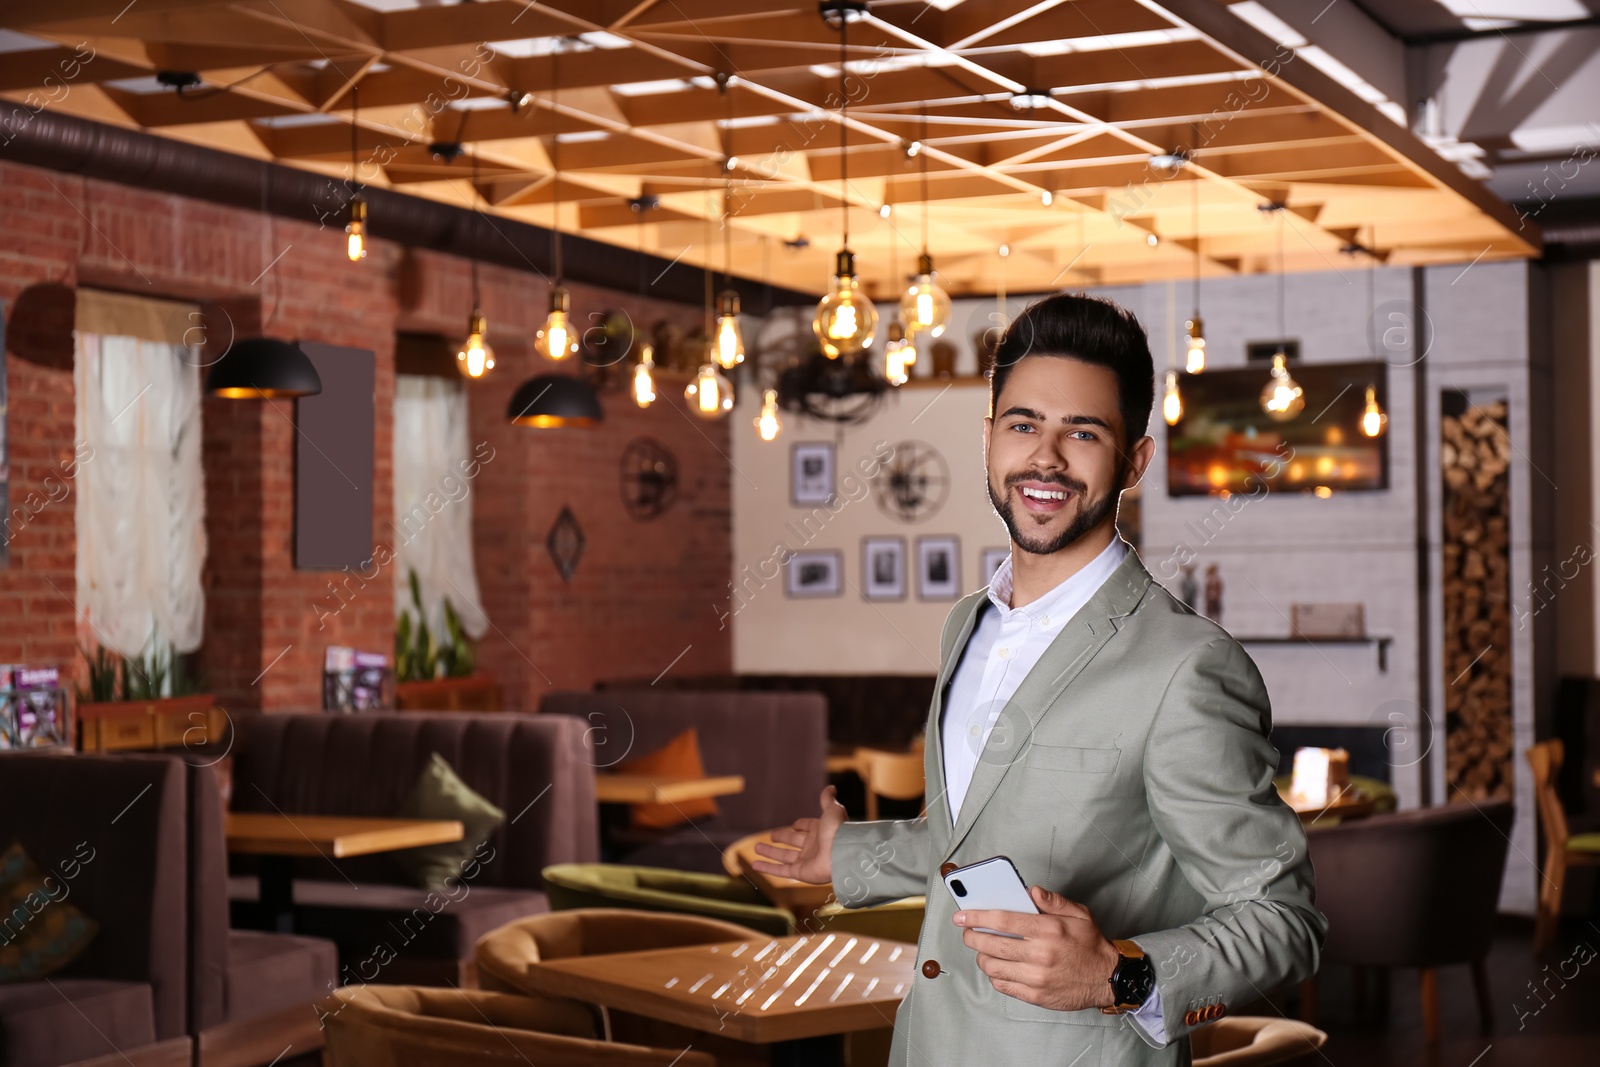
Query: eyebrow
[{"left": 997, "top": 406, "right": 1114, "bottom": 432}]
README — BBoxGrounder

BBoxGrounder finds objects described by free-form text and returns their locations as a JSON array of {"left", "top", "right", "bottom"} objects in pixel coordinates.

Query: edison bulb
[
  {"left": 685, "top": 363, "right": 733, "bottom": 420},
  {"left": 1360, "top": 384, "right": 1387, "bottom": 438},
  {"left": 1162, "top": 369, "right": 1183, "bottom": 425},
  {"left": 755, "top": 388, "right": 782, "bottom": 441},
  {"left": 714, "top": 291, "right": 745, "bottom": 369},
  {"left": 1260, "top": 352, "right": 1305, "bottom": 421},
  {"left": 345, "top": 196, "right": 367, "bottom": 261},
  {"left": 536, "top": 287, "right": 578, "bottom": 360},
  {"left": 900, "top": 254, "right": 951, "bottom": 337},
  {"left": 1184, "top": 316, "right": 1206, "bottom": 374},
  {"left": 632, "top": 344, "right": 656, "bottom": 408},
  {"left": 456, "top": 312, "right": 495, "bottom": 379},
  {"left": 812, "top": 250, "right": 878, "bottom": 358},
  {"left": 884, "top": 322, "right": 910, "bottom": 386}
]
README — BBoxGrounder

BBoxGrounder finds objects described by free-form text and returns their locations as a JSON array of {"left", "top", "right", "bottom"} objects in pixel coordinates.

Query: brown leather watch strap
[{"left": 1100, "top": 939, "right": 1149, "bottom": 1015}]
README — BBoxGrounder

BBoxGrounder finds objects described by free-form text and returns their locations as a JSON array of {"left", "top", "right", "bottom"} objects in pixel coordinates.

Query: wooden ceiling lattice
[{"left": 0, "top": 0, "right": 1539, "bottom": 297}]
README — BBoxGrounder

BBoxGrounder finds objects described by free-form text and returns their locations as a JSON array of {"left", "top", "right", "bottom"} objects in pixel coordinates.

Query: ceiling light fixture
[
  {"left": 1163, "top": 368, "right": 1184, "bottom": 425},
  {"left": 755, "top": 387, "right": 782, "bottom": 441},
  {"left": 713, "top": 75, "right": 745, "bottom": 372},
  {"left": 632, "top": 196, "right": 657, "bottom": 408},
  {"left": 812, "top": 4, "right": 878, "bottom": 358},
  {"left": 345, "top": 84, "right": 367, "bottom": 262},
  {"left": 535, "top": 43, "right": 576, "bottom": 362},
  {"left": 689, "top": 186, "right": 735, "bottom": 420},
  {"left": 1185, "top": 146, "right": 1205, "bottom": 373},
  {"left": 900, "top": 108, "right": 951, "bottom": 339},
  {"left": 455, "top": 152, "right": 496, "bottom": 379},
  {"left": 1259, "top": 203, "right": 1305, "bottom": 420},
  {"left": 1359, "top": 223, "right": 1387, "bottom": 437},
  {"left": 1010, "top": 89, "right": 1051, "bottom": 110},
  {"left": 205, "top": 338, "right": 322, "bottom": 398}
]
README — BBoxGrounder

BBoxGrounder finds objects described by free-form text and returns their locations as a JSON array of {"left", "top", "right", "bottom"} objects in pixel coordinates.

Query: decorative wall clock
[
  {"left": 874, "top": 439, "right": 949, "bottom": 524},
  {"left": 619, "top": 437, "right": 678, "bottom": 521}
]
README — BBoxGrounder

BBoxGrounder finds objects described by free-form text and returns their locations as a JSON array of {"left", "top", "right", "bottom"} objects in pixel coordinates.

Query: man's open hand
[
  {"left": 749, "top": 785, "right": 846, "bottom": 886},
  {"left": 956, "top": 885, "right": 1120, "bottom": 1011}
]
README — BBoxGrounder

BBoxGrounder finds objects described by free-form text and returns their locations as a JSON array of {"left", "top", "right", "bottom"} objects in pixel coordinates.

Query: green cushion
[
  {"left": 542, "top": 863, "right": 792, "bottom": 937},
  {"left": 1569, "top": 833, "right": 1600, "bottom": 853},
  {"left": 393, "top": 753, "right": 505, "bottom": 891},
  {"left": 0, "top": 841, "right": 99, "bottom": 983}
]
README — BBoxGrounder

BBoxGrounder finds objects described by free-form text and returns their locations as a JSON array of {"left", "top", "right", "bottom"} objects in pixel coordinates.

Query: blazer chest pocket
[{"left": 1023, "top": 742, "right": 1120, "bottom": 774}]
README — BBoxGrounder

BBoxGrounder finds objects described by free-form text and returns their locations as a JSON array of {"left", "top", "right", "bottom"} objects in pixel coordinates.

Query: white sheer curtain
[
  {"left": 74, "top": 332, "right": 207, "bottom": 657},
  {"left": 393, "top": 375, "right": 488, "bottom": 639}
]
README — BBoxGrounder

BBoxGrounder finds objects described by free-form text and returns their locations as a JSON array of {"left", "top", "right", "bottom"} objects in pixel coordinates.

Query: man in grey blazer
[{"left": 755, "top": 293, "right": 1325, "bottom": 1065}]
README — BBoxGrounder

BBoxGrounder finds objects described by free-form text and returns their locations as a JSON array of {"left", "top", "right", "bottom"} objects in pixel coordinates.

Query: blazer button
[
  {"left": 1183, "top": 1010, "right": 1198, "bottom": 1026},
  {"left": 1211, "top": 1004, "right": 1226, "bottom": 1020},
  {"left": 939, "top": 862, "right": 958, "bottom": 877},
  {"left": 922, "top": 960, "right": 941, "bottom": 979}
]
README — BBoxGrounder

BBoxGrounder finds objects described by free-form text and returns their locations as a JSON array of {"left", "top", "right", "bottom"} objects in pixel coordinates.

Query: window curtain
[
  {"left": 73, "top": 296, "right": 207, "bottom": 659},
  {"left": 393, "top": 375, "right": 488, "bottom": 640}
]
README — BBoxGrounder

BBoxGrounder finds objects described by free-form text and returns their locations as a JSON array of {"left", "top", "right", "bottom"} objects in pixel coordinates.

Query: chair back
[
  {"left": 1527, "top": 740, "right": 1570, "bottom": 847},
  {"left": 538, "top": 863, "right": 792, "bottom": 936},
  {"left": 1190, "top": 1016, "right": 1328, "bottom": 1066},
  {"left": 1307, "top": 800, "right": 1512, "bottom": 968},
  {"left": 320, "top": 984, "right": 715, "bottom": 1067},
  {"left": 858, "top": 748, "right": 926, "bottom": 819}
]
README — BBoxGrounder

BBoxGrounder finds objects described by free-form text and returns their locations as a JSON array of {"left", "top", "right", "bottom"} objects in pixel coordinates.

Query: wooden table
[
  {"left": 528, "top": 933, "right": 915, "bottom": 1065},
  {"left": 593, "top": 773, "right": 745, "bottom": 805},
  {"left": 723, "top": 831, "right": 838, "bottom": 917},
  {"left": 1279, "top": 786, "right": 1376, "bottom": 824},
  {"left": 226, "top": 812, "right": 463, "bottom": 931}
]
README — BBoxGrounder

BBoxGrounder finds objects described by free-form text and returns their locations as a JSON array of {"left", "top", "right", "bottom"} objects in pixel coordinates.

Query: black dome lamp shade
[
  {"left": 204, "top": 337, "right": 322, "bottom": 399},
  {"left": 507, "top": 373, "right": 603, "bottom": 428}
]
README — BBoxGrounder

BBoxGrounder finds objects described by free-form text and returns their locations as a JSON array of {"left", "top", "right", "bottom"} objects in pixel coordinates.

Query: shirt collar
[{"left": 986, "top": 537, "right": 1130, "bottom": 620}]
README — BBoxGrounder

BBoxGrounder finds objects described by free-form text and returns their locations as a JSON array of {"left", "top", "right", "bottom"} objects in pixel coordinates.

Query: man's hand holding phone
[
  {"left": 749, "top": 785, "right": 847, "bottom": 885},
  {"left": 954, "top": 882, "right": 1119, "bottom": 1012}
]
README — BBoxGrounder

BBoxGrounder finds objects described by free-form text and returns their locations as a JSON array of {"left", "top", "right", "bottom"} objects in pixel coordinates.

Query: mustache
[{"left": 1005, "top": 473, "right": 1086, "bottom": 495}]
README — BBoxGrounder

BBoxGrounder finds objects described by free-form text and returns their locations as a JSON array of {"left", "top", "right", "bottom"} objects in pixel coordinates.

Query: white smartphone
[{"left": 942, "top": 855, "right": 1040, "bottom": 939}]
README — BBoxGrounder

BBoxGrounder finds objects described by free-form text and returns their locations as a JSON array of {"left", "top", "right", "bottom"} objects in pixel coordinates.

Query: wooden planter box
[
  {"left": 394, "top": 675, "right": 503, "bottom": 713},
  {"left": 77, "top": 694, "right": 225, "bottom": 753}
]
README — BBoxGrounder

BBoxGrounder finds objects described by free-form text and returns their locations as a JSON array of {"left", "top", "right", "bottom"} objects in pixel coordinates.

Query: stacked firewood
[{"left": 1442, "top": 400, "right": 1514, "bottom": 802}]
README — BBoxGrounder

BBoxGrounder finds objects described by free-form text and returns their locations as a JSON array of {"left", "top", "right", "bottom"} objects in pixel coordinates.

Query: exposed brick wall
[{"left": 0, "top": 158, "right": 732, "bottom": 713}]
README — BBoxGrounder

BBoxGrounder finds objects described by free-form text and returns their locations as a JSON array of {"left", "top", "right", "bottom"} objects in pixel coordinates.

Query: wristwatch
[{"left": 1101, "top": 939, "right": 1157, "bottom": 1015}]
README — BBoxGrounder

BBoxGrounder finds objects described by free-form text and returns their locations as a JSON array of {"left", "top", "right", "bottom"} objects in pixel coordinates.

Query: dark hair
[{"left": 988, "top": 292, "right": 1155, "bottom": 448}]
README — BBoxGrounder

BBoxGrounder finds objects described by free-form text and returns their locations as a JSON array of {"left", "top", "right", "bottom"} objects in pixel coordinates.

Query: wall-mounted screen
[{"left": 1166, "top": 361, "right": 1390, "bottom": 497}]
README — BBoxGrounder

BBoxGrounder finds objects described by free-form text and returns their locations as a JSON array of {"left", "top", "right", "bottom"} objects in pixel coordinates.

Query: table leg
[
  {"left": 770, "top": 1034, "right": 844, "bottom": 1067},
  {"left": 258, "top": 855, "right": 296, "bottom": 933}
]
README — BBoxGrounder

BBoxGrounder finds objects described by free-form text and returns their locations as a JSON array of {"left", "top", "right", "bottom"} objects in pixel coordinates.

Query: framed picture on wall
[
  {"left": 791, "top": 442, "right": 835, "bottom": 505},
  {"left": 861, "top": 536, "right": 906, "bottom": 601},
  {"left": 916, "top": 536, "right": 961, "bottom": 600},
  {"left": 786, "top": 549, "right": 843, "bottom": 598},
  {"left": 980, "top": 547, "right": 1009, "bottom": 583}
]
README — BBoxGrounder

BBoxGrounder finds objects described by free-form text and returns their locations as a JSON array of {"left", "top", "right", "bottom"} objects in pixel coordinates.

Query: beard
[{"left": 987, "top": 467, "right": 1123, "bottom": 556}]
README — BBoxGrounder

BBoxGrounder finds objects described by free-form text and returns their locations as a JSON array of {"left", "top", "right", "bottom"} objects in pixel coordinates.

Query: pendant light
[
  {"left": 900, "top": 108, "right": 950, "bottom": 338},
  {"left": 1184, "top": 148, "right": 1205, "bottom": 374},
  {"left": 1359, "top": 225, "right": 1387, "bottom": 437},
  {"left": 1259, "top": 204, "right": 1304, "bottom": 421},
  {"left": 630, "top": 202, "right": 658, "bottom": 408},
  {"left": 687, "top": 189, "right": 734, "bottom": 420},
  {"left": 883, "top": 222, "right": 910, "bottom": 385},
  {"left": 455, "top": 152, "right": 496, "bottom": 379},
  {"left": 535, "top": 43, "right": 576, "bottom": 362},
  {"left": 1163, "top": 369, "right": 1184, "bottom": 425},
  {"left": 713, "top": 78, "right": 745, "bottom": 370},
  {"left": 507, "top": 40, "right": 602, "bottom": 429},
  {"left": 344, "top": 85, "right": 367, "bottom": 261},
  {"left": 812, "top": 6, "right": 878, "bottom": 358},
  {"left": 755, "top": 388, "right": 782, "bottom": 441}
]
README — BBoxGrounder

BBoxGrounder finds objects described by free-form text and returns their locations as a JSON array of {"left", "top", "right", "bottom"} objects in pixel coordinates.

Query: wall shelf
[{"left": 1235, "top": 635, "right": 1393, "bottom": 672}]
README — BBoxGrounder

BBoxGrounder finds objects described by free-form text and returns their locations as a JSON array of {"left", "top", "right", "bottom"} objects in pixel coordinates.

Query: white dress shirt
[{"left": 939, "top": 536, "right": 1167, "bottom": 1041}]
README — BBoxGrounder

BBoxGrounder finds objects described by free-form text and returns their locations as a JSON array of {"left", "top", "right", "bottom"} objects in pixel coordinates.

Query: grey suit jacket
[{"left": 830, "top": 547, "right": 1325, "bottom": 1066}]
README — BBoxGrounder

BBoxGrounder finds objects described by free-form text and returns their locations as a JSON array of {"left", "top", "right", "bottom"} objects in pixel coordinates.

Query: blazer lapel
[
  {"left": 944, "top": 549, "right": 1155, "bottom": 855},
  {"left": 925, "top": 590, "right": 989, "bottom": 837}
]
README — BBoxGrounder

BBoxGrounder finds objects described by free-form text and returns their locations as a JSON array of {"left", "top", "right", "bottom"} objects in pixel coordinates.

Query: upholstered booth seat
[
  {"left": 319, "top": 984, "right": 716, "bottom": 1067},
  {"left": 1190, "top": 1017, "right": 1328, "bottom": 1066},
  {"left": 0, "top": 980, "right": 159, "bottom": 1067}
]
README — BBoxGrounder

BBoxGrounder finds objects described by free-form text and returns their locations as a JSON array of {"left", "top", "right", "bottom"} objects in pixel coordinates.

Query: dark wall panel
[{"left": 295, "top": 342, "right": 374, "bottom": 570}]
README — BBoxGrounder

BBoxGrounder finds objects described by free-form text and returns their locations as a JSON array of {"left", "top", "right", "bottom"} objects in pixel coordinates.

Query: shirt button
[
  {"left": 969, "top": 724, "right": 981, "bottom": 737},
  {"left": 1038, "top": 615, "right": 1050, "bottom": 628},
  {"left": 997, "top": 647, "right": 1011, "bottom": 659},
  {"left": 922, "top": 960, "right": 941, "bottom": 979}
]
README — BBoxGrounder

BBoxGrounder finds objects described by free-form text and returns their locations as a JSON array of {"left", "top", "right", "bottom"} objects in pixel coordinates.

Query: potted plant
[
  {"left": 75, "top": 637, "right": 219, "bottom": 752},
  {"left": 393, "top": 570, "right": 501, "bottom": 711}
]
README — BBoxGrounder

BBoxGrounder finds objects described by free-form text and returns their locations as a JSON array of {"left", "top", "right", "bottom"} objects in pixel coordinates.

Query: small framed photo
[
  {"left": 791, "top": 442, "right": 836, "bottom": 505},
  {"left": 861, "top": 536, "right": 907, "bottom": 601},
  {"left": 980, "top": 547, "right": 1010, "bottom": 583},
  {"left": 786, "top": 549, "right": 843, "bottom": 598},
  {"left": 916, "top": 535, "right": 961, "bottom": 600}
]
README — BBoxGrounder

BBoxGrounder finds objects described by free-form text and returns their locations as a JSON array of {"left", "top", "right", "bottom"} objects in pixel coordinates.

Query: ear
[
  {"left": 1123, "top": 435, "right": 1156, "bottom": 490},
  {"left": 982, "top": 415, "right": 993, "bottom": 465}
]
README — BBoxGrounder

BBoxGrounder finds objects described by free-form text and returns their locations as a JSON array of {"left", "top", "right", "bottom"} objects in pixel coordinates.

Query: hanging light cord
[
  {"left": 349, "top": 84, "right": 359, "bottom": 195},
  {"left": 1190, "top": 155, "right": 1200, "bottom": 317},
  {"left": 1277, "top": 207, "right": 1286, "bottom": 342},
  {"left": 838, "top": 15, "right": 849, "bottom": 249},
  {"left": 551, "top": 43, "right": 563, "bottom": 286},
  {"left": 724, "top": 77, "right": 734, "bottom": 291},
  {"left": 920, "top": 109, "right": 930, "bottom": 259},
  {"left": 470, "top": 151, "right": 481, "bottom": 311}
]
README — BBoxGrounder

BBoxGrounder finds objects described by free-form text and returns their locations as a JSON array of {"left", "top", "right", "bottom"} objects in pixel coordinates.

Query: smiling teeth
[{"left": 1021, "top": 487, "right": 1066, "bottom": 500}]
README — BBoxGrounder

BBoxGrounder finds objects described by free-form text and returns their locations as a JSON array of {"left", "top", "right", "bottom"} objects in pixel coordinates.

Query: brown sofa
[
  {"left": 0, "top": 753, "right": 191, "bottom": 1067},
  {"left": 187, "top": 762, "right": 336, "bottom": 1066},
  {"left": 597, "top": 673, "right": 934, "bottom": 752},
  {"left": 540, "top": 690, "right": 827, "bottom": 872},
  {"left": 227, "top": 711, "right": 600, "bottom": 985}
]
